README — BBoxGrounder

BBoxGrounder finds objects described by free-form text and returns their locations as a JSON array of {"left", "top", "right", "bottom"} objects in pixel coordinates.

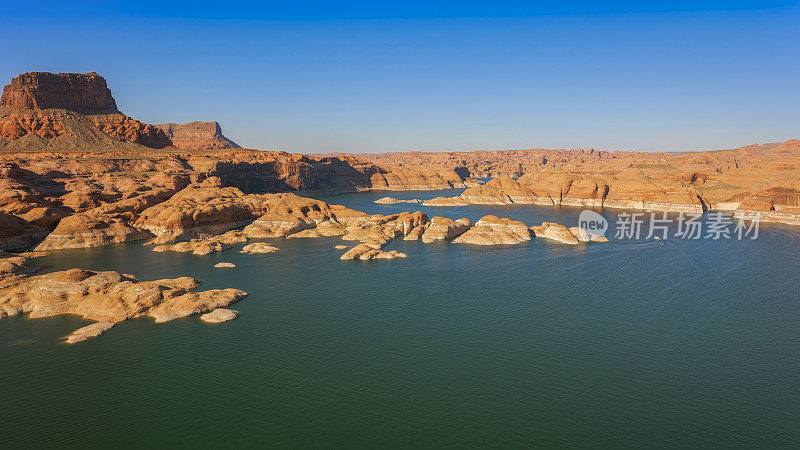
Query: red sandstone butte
[{"left": 1, "top": 72, "right": 118, "bottom": 112}]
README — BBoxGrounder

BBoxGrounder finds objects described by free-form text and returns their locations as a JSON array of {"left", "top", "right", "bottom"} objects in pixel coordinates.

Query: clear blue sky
[{"left": 2, "top": 1, "right": 798, "bottom": 153}]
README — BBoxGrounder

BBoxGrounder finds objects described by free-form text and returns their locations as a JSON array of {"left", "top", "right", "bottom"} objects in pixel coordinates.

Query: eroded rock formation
[
  {"left": 240, "top": 243, "right": 279, "bottom": 254},
  {"left": 1, "top": 72, "right": 118, "bottom": 112},
  {"left": 242, "top": 193, "right": 366, "bottom": 238},
  {"left": 374, "top": 197, "right": 422, "bottom": 204},
  {"left": 362, "top": 141, "right": 800, "bottom": 224},
  {"left": 529, "top": 222, "right": 608, "bottom": 245},
  {"left": 200, "top": 308, "right": 239, "bottom": 323},
  {"left": 419, "top": 217, "right": 472, "bottom": 243},
  {"left": 0, "top": 250, "right": 38, "bottom": 280},
  {"left": 340, "top": 243, "right": 407, "bottom": 260},
  {"left": 0, "top": 268, "right": 247, "bottom": 342},
  {"left": 34, "top": 213, "right": 153, "bottom": 250},
  {"left": 157, "top": 121, "right": 239, "bottom": 150},
  {"left": 0, "top": 72, "right": 175, "bottom": 150},
  {"left": 152, "top": 229, "right": 247, "bottom": 255},
  {"left": 453, "top": 215, "right": 531, "bottom": 245}
]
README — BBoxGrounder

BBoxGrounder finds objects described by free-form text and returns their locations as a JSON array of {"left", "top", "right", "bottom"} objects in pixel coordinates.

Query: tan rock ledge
[
  {"left": 65, "top": 322, "right": 116, "bottom": 344},
  {"left": 374, "top": 197, "right": 423, "bottom": 204},
  {"left": 200, "top": 308, "right": 239, "bottom": 323},
  {"left": 240, "top": 243, "right": 279, "bottom": 254},
  {"left": 340, "top": 243, "right": 408, "bottom": 260}
]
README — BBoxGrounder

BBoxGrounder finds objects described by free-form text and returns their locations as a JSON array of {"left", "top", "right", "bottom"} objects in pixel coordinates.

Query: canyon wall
[{"left": 350, "top": 141, "right": 800, "bottom": 213}]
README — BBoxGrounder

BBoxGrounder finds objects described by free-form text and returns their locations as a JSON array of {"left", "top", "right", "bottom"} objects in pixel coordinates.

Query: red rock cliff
[
  {"left": 0, "top": 72, "right": 173, "bottom": 149},
  {"left": 0, "top": 72, "right": 118, "bottom": 112}
]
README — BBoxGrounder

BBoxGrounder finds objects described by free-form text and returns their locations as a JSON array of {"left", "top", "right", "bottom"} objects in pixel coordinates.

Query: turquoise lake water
[{"left": 2, "top": 189, "right": 800, "bottom": 447}]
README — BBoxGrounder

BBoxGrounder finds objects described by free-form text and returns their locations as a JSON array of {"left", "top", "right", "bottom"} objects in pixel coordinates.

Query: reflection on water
[{"left": 2, "top": 189, "right": 800, "bottom": 447}]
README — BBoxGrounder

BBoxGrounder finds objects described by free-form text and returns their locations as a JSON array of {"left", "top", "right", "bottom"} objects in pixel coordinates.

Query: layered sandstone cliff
[
  {"left": 0, "top": 72, "right": 174, "bottom": 150},
  {"left": 414, "top": 141, "right": 800, "bottom": 223},
  {"left": 1, "top": 72, "right": 118, "bottom": 112},
  {"left": 0, "top": 72, "right": 244, "bottom": 151},
  {"left": 157, "top": 121, "right": 240, "bottom": 150}
]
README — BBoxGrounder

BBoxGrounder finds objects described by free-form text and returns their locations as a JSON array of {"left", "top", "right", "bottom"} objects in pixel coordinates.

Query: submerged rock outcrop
[
  {"left": 200, "top": 308, "right": 239, "bottom": 323},
  {"left": 65, "top": 322, "right": 117, "bottom": 344},
  {"left": 530, "top": 222, "right": 580, "bottom": 245},
  {"left": 240, "top": 243, "right": 279, "bottom": 254},
  {"left": 340, "top": 243, "right": 407, "bottom": 260},
  {"left": 152, "top": 229, "right": 247, "bottom": 255},
  {"left": 374, "top": 197, "right": 422, "bottom": 204},
  {"left": 339, "top": 211, "right": 429, "bottom": 247}
]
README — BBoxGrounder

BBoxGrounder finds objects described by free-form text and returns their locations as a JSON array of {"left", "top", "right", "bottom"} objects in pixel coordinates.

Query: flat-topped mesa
[
  {"left": 0, "top": 72, "right": 239, "bottom": 151},
  {"left": 0, "top": 71, "right": 175, "bottom": 150},
  {"left": 157, "top": 121, "right": 240, "bottom": 150},
  {"left": 1, "top": 72, "right": 118, "bottom": 113}
]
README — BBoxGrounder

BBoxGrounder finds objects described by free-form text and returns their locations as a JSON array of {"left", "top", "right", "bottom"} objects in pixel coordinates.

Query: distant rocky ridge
[
  {"left": 351, "top": 141, "right": 800, "bottom": 224},
  {"left": 157, "top": 121, "right": 240, "bottom": 150}
]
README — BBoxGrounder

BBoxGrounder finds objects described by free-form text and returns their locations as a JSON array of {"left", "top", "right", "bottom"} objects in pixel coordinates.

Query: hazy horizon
[{"left": 2, "top": 1, "right": 798, "bottom": 154}]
